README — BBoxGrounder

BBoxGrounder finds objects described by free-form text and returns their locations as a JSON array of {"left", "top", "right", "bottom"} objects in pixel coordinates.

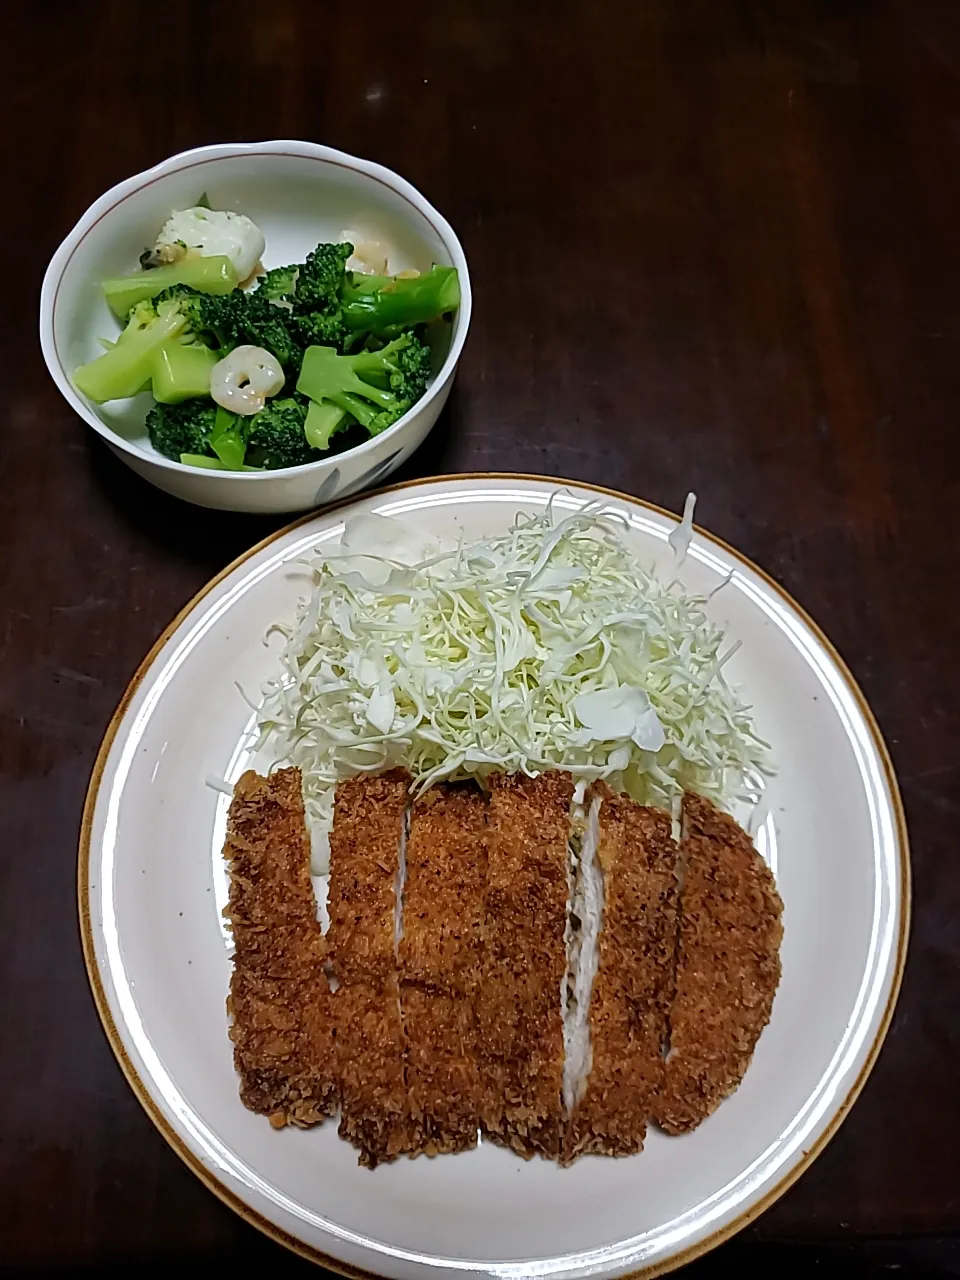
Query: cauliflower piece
[{"left": 155, "top": 208, "right": 266, "bottom": 282}]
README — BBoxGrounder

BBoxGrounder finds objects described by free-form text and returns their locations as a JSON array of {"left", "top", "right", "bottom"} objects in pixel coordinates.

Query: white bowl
[{"left": 40, "top": 141, "right": 471, "bottom": 514}]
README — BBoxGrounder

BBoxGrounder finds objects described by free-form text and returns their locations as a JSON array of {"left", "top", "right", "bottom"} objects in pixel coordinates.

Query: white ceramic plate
[{"left": 81, "top": 475, "right": 908, "bottom": 1279}]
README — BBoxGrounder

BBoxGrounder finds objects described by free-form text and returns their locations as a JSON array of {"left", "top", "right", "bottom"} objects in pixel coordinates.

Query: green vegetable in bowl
[
  {"left": 251, "top": 250, "right": 459, "bottom": 344},
  {"left": 207, "top": 404, "right": 248, "bottom": 469},
  {"left": 256, "top": 264, "right": 300, "bottom": 301},
  {"left": 246, "top": 397, "right": 324, "bottom": 469},
  {"left": 151, "top": 341, "right": 219, "bottom": 403},
  {"left": 293, "top": 306, "right": 347, "bottom": 351},
  {"left": 340, "top": 265, "right": 460, "bottom": 333},
  {"left": 146, "top": 398, "right": 218, "bottom": 459},
  {"left": 251, "top": 243, "right": 352, "bottom": 351},
  {"left": 102, "top": 255, "right": 238, "bottom": 318},
  {"left": 292, "top": 241, "right": 353, "bottom": 310},
  {"left": 74, "top": 297, "right": 195, "bottom": 402},
  {"left": 296, "top": 332, "right": 432, "bottom": 437},
  {"left": 147, "top": 399, "right": 254, "bottom": 469},
  {"left": 304, "top": 399, "right": 349, "bottom": 450},
  {"left": 225, "top": 291, "right": 307, "bottom": 372},
  {"left": 177, "top": 454, "right": 264, "bottom": 471},
  {"left": 147, "top": 393, "right": 326, "bottom": 472},
  {"left": 161, "top": 286, "right": 305, "bottom": 373}
]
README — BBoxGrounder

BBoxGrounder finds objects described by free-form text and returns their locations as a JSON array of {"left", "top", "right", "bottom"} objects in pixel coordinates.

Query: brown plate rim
[{"left": 78, "top": 471, "right": 911, "bottom": 1278}]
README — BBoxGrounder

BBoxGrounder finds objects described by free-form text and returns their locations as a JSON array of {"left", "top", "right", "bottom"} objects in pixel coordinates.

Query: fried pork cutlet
[
  {"left": 224, "top": 768, "right": 337, "bottom": 1128},
  {"left": 564, "top": 783, "right": 679, "bottom": 1162},
  {"left": 651, "top": 792, "right": 783, "bottom": 1135},
  {"left": 327, "top": 769, "right": 415, "bottom": 1166},
  {"left": 478, "top": 771, "right": 573, "bottom": 1160},
  {"left": 400, "top": 785, "right": 487, "bottom": 1155}
]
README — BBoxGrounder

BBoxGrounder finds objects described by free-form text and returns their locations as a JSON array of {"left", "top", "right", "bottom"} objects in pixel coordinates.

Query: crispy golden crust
[
  {"left": 327, "top": 769, "right": 416, "bottom": 1166},
  {"left": 401, "top": 785, "right": 488, "bottom": 990},
  {"left": 478, "top": 771, "right": 572, "bottom": 1159},
  {"left": 403, "top": 985, "right": 481, "bottom": 1156},
  {"left": 400, "top": 785, "right": 487, "bottom": 1155},
  {"left": 651, "top": 793, "right": 783, "bottom": 1135},
  {"left": 565, "top": 784, "right": 679, "bottom": 1161},
  {"left": 326, "top": 769, "right": 410, "bottom": 985},
  {"left": 224, "top": 769, "right": 337, "bottom": 1128},
  {"left": 226, "top": 768, "right": 779, "bottom": 1162},
  {"left": 336, "top": 977, "right": 420, "bottom": 1166}
]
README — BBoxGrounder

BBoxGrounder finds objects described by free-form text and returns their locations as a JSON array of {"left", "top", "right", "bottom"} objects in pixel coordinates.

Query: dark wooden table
[{"left": 3, "top": 0, "right": 959, "bottom": 1275}]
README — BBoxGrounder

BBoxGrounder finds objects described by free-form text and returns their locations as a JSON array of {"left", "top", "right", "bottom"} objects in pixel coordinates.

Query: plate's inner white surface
[{"left": 91, "top": 482, "right": 900, "bottom": 1276}]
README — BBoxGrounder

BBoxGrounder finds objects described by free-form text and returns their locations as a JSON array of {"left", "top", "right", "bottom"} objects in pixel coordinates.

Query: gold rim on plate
[{"left": 78, "top": 472, "right": 911, "bottom": 1278}]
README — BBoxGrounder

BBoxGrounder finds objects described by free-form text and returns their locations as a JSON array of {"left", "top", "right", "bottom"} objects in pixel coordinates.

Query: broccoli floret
[
  {"left": 294, "top": 242, "right": 352, "bottom": 310},
  {"left": 395, "top": 331, "right": 433, "bottom": 397},
  {"left": 280, "top": 243, "right": 352, "bottom": 349},
  {"left": 74, "top": 297, "right": 195, "bottom": 402},
  {"left": 154, "top": 285, "right": 236, "bottom": 351},
  {"left": 296, "top": 332, "right": 431, "bottom": 436},
  {"left": 239, "top": 292, "right": 305, "bottom": 371},
  {"left": 245, "top": 396, "right": 323, "bottom": 469},
  {"left": 353, "top": 331, "right": 432, "bottom": 400},
  {"left": 294, "top": 307, "right": 346, "bottom": 349},
  {"left": 255, "top": 264, "right": 300, "bottom": 301},
  {"left": 149, "top": 394, "right": 327, "bottom": 470},
  {"left": 146, "top": 399, "right": 218, "bottom": 460},
  {"left": 160, "top": 285, "right": 304, "bottom": 373}
]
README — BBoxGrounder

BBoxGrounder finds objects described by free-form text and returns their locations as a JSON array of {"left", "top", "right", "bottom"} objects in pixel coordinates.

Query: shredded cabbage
[{"left": 258, "top": 501, "right": 770, "bottom": 866}]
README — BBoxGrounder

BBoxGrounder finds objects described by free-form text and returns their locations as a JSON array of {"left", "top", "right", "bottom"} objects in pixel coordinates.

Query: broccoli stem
[
  {"left": 179, "top": 453, "right": 263, "bottom": 471},
  {"left": 103, "top": 256, "right": 238, "bottom": 318},
  {"left": 341, "top": 266, "right": 460, "bottom": 332},
  {"left": 335, "top": 392, "right": 378, "bottom": 430},
  {"left": 151, "top": 342, "right": 218, "bottom": 403},
  {"left": 73, "top": 307, "right": 189, "bottom": 402},
  {"left": 304, "top": 399, "right": 348, "bottom": 449},
  {"left": 208, "top": 405, "right": 247, "bottom": 470}
]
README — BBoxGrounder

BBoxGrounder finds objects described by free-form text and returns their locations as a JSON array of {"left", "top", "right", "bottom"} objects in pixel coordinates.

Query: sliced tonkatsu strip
[
  {"left": 477, "top": 771, "right": 573, "bottom": 1160},
  {"left": 327, "top": 768, "right": 416, "bottom": 1166},
  {"left": 564, "top": 783, "right": 679, "bottom": 1162},
  {"left": 334, "top": 977, "right": 411, "bottom": 1165},
  {"left": 326, "top": 769, "right": 411, "bottom": 987},
  {"left": 224, "top": 768, "right": 337, "bottom": 1128},
  {"left": 651, "top": 792, "right": 783, "bottom": 1135},
  {"left": 400, "top": 785, "right": 487, "bottom": 1155}
]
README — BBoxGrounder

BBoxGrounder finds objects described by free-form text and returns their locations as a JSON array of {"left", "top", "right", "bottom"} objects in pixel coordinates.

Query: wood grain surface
[{"left": 2, "top": 0, "right": 958, "bottom": 1274}]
